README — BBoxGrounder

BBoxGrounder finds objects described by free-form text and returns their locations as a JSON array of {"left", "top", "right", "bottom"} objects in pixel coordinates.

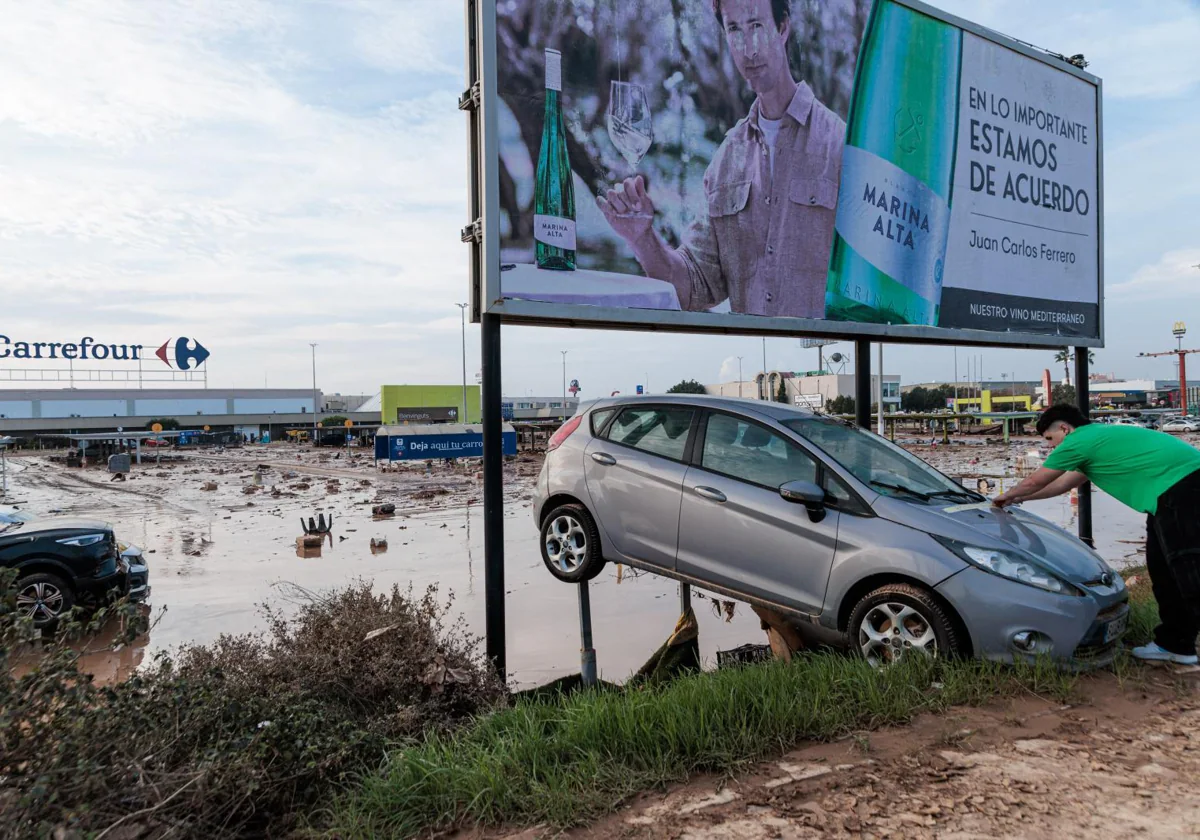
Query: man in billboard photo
[{"left": 598, "top": 0, "right": 845, "bottom": 319}]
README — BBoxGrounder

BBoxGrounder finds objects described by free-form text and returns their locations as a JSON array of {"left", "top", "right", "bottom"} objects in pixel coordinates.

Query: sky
[{"left": 1, "top": 0, "right": 1197, "bottom": 399}]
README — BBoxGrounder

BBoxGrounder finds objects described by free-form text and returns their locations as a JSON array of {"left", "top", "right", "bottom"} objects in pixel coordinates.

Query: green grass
[
  {"left": 1123, "top": 565, "right": 1159, "bottom": 646},
  {"left": 321, "top": 653, "right": 1078, "bottom": 838}
]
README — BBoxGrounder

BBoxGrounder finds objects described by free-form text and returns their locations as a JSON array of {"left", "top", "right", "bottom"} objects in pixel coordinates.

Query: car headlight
[
  {"left": 936, "top": 538, "right": 1078, "bottom": 595},
  {"left": 57, "top": 533, "right": 108, "bottom": 547}
]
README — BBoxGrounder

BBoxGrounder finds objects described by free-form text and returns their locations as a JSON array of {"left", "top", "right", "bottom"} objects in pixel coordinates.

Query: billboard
[{"left": 475, "top": 0, "right": 1102, "bottom": 347}]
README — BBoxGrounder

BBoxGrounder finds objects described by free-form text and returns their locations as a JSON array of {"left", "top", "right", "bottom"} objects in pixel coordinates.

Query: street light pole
[
  {"left": 737, "top": 356, "right": 744, "bottom": 398},
  {"left": 457, "top": 303, "right": 469, "bottom": 423},
  {"left": 309, "top": 343, "right": 318, "bottom": 443},
  {"left": 561, "top": 350, "right": 568, "bottom": 419}
]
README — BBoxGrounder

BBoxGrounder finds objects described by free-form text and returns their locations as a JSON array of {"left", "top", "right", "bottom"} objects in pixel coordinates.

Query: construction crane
[{"left": 1138, "top": 321, "right": 1199, "bottom": 414}]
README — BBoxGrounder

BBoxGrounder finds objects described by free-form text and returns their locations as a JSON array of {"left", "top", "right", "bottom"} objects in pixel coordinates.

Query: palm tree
[
  {"left": 1054, "top": 349, "right": 1097, "bottom": 387},
  {"left": 1054, "top": 349, "right": 1072, "bottom": 386}
]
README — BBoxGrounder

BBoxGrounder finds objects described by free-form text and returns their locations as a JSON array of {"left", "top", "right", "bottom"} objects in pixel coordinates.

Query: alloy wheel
[
  {"left": 545, "top": 515, "right": 589, "bottom": 573},
  {"left": 16, "top": 581, "right": 66, "bottom": 623},
  {"left": 859, "top": 601, "right": 938, "bottom": 666}
]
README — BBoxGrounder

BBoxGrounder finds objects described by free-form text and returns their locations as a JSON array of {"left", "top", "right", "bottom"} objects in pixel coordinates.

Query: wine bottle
[
  {"left": 825, "top": 0, "right": 962, "bottom": 326},
  {"left": 534, "top": 48, "right": 576, "bottom": 271}
]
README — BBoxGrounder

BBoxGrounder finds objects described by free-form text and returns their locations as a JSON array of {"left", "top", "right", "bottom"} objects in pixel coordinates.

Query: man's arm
[
  {"left": 993, "top": 468, "right": 1086, "bottom": 507},
  {"left": 597, "top": 175, "right": 726, "bottom": 311}
]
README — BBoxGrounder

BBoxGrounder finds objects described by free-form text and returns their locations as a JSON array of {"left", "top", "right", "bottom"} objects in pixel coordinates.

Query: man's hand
[
  {"left": 598, "top": 175, "right": 656, "bottom": 244},
  {"left": 992, "top": 491, "right": 1018, "bottom": 509}
]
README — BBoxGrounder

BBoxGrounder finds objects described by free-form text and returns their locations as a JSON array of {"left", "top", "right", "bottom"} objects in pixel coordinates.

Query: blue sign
[
  {"left": 636, "top": 385, "right": 644, "bottom": 395},
  {"left": 501, "top": 401, "right": 515, "bottom": 420},
  {"left": 382, "top": 431, "right": 517, "bottom": 461}
]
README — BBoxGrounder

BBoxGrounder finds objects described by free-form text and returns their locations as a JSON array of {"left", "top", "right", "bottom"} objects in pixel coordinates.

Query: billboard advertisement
[{"left": 479, "top": 0, "right": 1102, "bottom": 347}]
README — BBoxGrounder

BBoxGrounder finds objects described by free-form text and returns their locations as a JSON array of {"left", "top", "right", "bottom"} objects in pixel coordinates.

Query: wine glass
[{"left": 606, "top": 80, "right": 653, "bottom": 170}]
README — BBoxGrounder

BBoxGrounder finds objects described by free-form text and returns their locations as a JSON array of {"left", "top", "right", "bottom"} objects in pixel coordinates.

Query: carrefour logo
[
  {"left": 0, "top": 335, "right": 210, "bottom": 369},
  {"left": 156, "top": 337, "right": 210, "bottom": 370}
]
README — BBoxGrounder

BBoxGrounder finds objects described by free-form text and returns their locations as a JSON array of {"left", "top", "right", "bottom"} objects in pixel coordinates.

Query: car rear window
[{"left": 606, "top": 407, "right": 694, "bottom": 461}]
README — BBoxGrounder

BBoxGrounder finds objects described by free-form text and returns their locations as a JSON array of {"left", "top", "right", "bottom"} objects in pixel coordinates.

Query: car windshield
[{"left": 784, "top": 417, "right": 981, "bottom": 503}]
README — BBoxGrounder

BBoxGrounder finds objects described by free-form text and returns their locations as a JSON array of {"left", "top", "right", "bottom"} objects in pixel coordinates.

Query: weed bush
[{"left": 0, "top": 574, "right": 504, "bottom": 839}]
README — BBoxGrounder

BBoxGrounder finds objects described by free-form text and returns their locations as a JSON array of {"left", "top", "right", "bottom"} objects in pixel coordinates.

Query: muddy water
[
  {"left": 3, "top": 455, "right": 758, "bottom": 688},
  {"left": 2, "top": 442, "right": 1155, "bottom": 688}
]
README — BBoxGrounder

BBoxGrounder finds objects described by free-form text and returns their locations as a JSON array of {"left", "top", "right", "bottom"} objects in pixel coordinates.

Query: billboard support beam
[
  {"left": 481, "top": 312, "right": 506, "bottom": 678},
  {"left": 1074, "top": 348, "right": 1093, "bottom": 548},
  {"left": 855, "top": 339, "right": 871, "bottom": 430}
]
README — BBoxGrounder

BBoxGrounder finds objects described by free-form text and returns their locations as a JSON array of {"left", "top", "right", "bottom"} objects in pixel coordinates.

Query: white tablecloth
[{"left": 501, "top": 263, "right": 681, "bottom": 310}]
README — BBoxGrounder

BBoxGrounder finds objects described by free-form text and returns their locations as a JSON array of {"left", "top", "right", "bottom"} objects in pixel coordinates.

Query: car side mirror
[{"left": 781, "top": 480, "right": 827, "bottom": 523}]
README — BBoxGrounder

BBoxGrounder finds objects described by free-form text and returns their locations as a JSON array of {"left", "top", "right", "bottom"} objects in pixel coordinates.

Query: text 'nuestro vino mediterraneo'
[
  {"left": 535, "top": 48, "right": 576, "bottom": 271},
  {"left": 825, "top": 0, "right": 961, "bottom": 326}
]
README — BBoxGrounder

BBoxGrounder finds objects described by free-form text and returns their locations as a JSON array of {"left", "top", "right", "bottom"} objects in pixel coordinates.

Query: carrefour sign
[{"left": 0, "top": 335, "right": 210, "bottom": 369}]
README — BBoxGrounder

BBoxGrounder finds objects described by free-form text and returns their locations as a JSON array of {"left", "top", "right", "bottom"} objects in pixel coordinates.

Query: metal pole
[
  {"left": 1, "top": 445, "right": 7, "bottom": 495},
  {"left": 458, "top": 303, "right": 469, "bottom": 422},
  {"left": 309, "top": 343, "right": 318, "bottom": 442},
  {"left": 855, "top": 339, "right": 871, "bottom": 429},
  {"left": 762, "top": 336, "right": 767, "bottom": 384},
  {"left": 1180, "top": 351, "right": 1189, "bottom": 416},
  {"left": 876, "top": 343, "right": 884, "bottom": 435},
  {"left": 1074, "top": 348, "right": 1094, "bottom": 547},
  {"left": 561, "top": 350, "right": 567, "bottom": 418},
  {"left": 680, "top": 582, "right": 691, "bottom": 614},
  {"left": 482, "top": 313, "right": 506, "bottom": 678},
  {"left": 737, "top": 356, "right": 743, "bottom": 398},
  {"left": 578, "top": 581, "right": 597, "bottom": 686},
  {"left": 953, "top": 347, "right": 958, "bottom": 408}
]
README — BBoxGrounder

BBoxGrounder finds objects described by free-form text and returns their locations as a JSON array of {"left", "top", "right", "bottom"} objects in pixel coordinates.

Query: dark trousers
[{"left": 1147, "top": 469, "right": 1200, "bottom": 655}]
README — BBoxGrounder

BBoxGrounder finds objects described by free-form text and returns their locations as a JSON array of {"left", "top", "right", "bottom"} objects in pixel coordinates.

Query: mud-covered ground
[
  {"left": 544, "top": 669, "right": 1200, "bottom": 840},
  {"left": 4, "top": 432, "right": 1192, "bottom": 686}
]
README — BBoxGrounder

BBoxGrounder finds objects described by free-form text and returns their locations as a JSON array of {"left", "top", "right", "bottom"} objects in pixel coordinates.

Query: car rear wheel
[
  {"left": 540, "top": 503, "right": 605, "bottom": 583},
  {"left": 15, "top": 573, "right": 75, "bottom": 629},
  {"left": 847, "top": 583, "right": 962, "bottom": 667}
]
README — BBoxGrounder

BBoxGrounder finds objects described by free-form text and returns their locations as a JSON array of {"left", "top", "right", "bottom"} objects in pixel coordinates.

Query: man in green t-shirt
[{"left": 994, "top": 404, "right": 1200, "bottom": 665}]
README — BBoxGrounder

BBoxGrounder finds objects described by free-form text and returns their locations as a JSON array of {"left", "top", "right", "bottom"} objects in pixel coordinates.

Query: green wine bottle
[
  {"left": 534, "top": 48, "right": 576, "bottom": 271},
  {"left": 825, "top": 0, "right": 962, "bottom": 326}
]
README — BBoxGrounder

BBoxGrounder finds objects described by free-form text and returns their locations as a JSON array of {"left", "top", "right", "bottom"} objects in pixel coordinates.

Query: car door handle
[
  {"left": 590, "top": 452, "right": 616, "bottom": 465},
  {"left": 693, "top": 486, "right": 727, "bottom": 503}
]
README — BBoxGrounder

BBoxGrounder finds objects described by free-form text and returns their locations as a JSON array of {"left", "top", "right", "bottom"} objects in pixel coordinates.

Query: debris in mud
[
  {"left": 291, "top": 482, "right": 311, "bottom": 490},
  {"left": 243, "top": 485, "right": 260, "bottom": 494},
  {"left": 372, "top": 503, "right": 396, "bottom": 518},
  {"left": 370, "top": 537, "right": 388, "bottom": 555},
  {"left": 201, "top": 481, "right": 218, "bottom": 491}
]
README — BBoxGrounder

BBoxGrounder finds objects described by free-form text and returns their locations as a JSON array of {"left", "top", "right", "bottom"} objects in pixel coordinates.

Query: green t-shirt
[{"left": 1043, "top": 423, "right": 1200, "bottom": 514}]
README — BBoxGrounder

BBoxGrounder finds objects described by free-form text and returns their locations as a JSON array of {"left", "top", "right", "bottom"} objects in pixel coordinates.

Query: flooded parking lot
[{"left": 2, "top": 435, "right": 1162, "bottom": 687}]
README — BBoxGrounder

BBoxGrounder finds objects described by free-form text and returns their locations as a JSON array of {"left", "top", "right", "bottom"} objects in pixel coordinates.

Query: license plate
[{"left": 1103, "top": 613, "right": 1129, "bottom": 642}]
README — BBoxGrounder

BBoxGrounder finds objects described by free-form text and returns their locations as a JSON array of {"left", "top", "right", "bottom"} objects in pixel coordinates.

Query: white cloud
[
  {"left": 938, "top": 0, "right": 1200, "bottom": 100},
  {"left": 1110, "top": 249, "right": 1200, "bottom": 300}
]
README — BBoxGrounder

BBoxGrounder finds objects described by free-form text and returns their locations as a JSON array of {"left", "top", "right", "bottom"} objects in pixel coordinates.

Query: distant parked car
[
  {"left": 1, "top": 517, "right": 150, "bottom": 628},
  {"left": 534, "top": 396, "right": 1128, "bottom": 669},
  {"left": 1161, "top": 418, "right": 1200, "bottom": 433}
]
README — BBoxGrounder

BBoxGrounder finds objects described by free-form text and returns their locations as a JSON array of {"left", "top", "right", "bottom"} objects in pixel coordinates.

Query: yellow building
[
  {"left": 950, "top": 390, "right": 1033, "bottom": 423},
  {"left": 380, "top": 385, "right": 481, "bottom": 425}
]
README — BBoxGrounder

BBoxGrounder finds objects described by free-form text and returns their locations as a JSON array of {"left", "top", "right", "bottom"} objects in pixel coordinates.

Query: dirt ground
[{"left": 529, "top": 670, "right": 1200, "bottom": 840}]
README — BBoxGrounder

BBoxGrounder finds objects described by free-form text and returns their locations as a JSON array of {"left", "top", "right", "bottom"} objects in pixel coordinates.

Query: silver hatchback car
[{"left": 533, "top": 395, "right": 1129, "bottom": 667}]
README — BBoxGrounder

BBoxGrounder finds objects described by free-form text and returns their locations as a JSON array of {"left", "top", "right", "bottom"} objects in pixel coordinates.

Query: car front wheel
[
  {"left": 540, "top": 503, "right": 605, "bottom": 583},
  {"left": 847, "top": 583, "right": 962, "bottom": 667},
  {"left": 15, "top": 572, "right": 75, "bottom": 629}
]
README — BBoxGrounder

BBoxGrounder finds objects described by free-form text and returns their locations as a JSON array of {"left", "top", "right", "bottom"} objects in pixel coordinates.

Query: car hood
[
  {"left": 875, "top": 497, "right": 1111, "bottom": 584},
  {"left": 16, "top": 517, "right": 114, "bottom": 535}
]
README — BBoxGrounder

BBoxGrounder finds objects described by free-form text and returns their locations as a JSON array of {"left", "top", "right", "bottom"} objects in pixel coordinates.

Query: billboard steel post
[
  {"left": 855, "top": 339, "right": 871, "bottom": 429},
  {"left": 1074, "top": 348, "right": 1093, "bottom": 548},
  {"left": 481, "top": 313, "right": 506, "bottom": 678}
]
